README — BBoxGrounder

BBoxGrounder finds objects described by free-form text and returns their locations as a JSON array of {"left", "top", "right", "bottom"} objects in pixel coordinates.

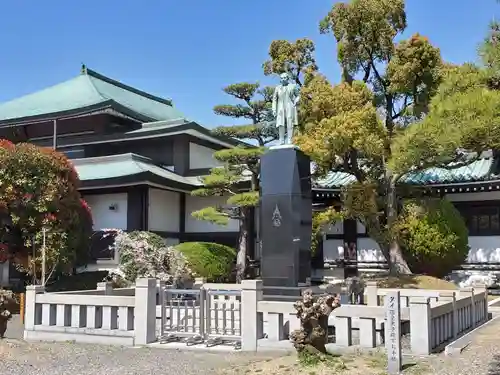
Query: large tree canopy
[
  {"left": 0, "top": 141, "right": 92, "bottom": 283},
  {"left": 288, "top": 0, "right": 500, "bottom": 274},
  {"left": 274, "top": 0, "right": 453, "bottom": 273}
]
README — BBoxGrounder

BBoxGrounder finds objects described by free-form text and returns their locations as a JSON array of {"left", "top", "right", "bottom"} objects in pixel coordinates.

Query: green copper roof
[
  {"left": 401, "top": 157, "right": 495, "bottom": 184},
  {"left": 315, "top": 157, "right": 496, "bottom": 189},
  {"left": 315, "top": 172, "right": 357, "bottom": 188},
  {"left": 73, "top": 153, "right": 201, "bottom": 186},
  {"left": 0, "top": 66, "right": 185, "bottom": 123}
]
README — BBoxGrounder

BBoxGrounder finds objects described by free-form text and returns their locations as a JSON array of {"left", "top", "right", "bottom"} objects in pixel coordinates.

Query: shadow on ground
[{"left": 488, "top": 354, "right": 500, "bottom": 375}]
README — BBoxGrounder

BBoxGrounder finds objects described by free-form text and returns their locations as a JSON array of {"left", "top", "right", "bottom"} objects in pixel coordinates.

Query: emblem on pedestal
[{"left": 272, "top": 204, "right": 282, "bottom": 227}]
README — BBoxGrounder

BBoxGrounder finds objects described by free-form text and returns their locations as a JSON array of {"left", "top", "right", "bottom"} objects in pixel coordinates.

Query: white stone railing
[
  {"left": 24, "top": 279, "right": 157, "bottom": 346},
  {"left": 410, "top": 288, "right": 488, "bottom": 354},
  {"left": 365, "top": 281, "right": 460, "bottom": 307},
  {"left": 23, "top": 279, "right": 489, "bottom": 354},
  {"left": 252, "top": 284, "right": 488, "bottom": 355}
]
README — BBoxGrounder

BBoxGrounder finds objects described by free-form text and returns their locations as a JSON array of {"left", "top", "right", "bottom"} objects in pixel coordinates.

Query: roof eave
[
  {"left": 79, "top": 171, "right": 197, "bottom": 192},
  {"left": 0, "top": 100, "right": 155, "bottom": 128}
]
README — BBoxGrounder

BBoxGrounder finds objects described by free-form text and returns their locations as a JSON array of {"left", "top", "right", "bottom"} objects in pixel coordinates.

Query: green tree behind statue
[
  {"left": 265, "top": 0, "right": 448, "bottom": 274},
  {"left": 191, "top": 83, "right": 275, "bottom": 282}
]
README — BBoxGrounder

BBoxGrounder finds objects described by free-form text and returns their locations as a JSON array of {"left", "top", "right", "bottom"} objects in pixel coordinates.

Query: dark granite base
[{"left": 259, "top": 146, "right": 312, "bottom": 287}]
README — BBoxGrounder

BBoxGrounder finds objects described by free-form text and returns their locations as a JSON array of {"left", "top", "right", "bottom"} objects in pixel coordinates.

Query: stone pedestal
[{"left": 259, "top": 145, "right": 312, "bottom": 287}]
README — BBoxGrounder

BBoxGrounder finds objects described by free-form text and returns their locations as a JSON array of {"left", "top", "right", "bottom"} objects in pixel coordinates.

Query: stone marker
[{"left": 385, "top": 290, "right": 402, "bottom": 374}]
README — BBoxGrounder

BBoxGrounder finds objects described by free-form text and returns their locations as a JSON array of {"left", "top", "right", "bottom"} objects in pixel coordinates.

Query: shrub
[
  {"left": 0, "top": 141, "right": 92, "bottom": 282},
  {"left": 393, "top": 198, "right": 469, "bottom": 278},
  {"left": 174, "top": 242, "right": 236, "bottom": 282},
  {"left": 107, "top": 230, "right": 192, "bottom": 286}
]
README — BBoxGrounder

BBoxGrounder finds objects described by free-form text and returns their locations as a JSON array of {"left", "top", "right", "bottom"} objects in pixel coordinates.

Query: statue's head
[{"left": 280, "top": 72, "right": 291, "bottom": 85}]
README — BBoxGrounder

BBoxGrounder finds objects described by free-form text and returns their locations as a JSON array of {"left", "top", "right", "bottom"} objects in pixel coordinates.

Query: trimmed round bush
[
  {"left": 393, "top": 198, "right": 469, "bottom": 278},
  {"left": 174, "top": 242, "right": 236, "bottom": 282}
]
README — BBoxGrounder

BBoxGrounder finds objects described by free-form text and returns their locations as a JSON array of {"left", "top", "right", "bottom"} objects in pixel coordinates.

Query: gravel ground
[
  {"left": 5, "top": 314, "right": 500, "bottom": 375},
  {"left": 1, "top": 315, "right": 282, "bottom": 375}
]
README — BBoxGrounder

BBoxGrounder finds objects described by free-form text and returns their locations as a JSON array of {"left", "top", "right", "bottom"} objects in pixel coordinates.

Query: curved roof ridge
[
  {"left": 84, "top": 67, "right": 173, "bottom": 106},
  {"left": 81, "top": 68, "right": 108, "bottom": 102}
]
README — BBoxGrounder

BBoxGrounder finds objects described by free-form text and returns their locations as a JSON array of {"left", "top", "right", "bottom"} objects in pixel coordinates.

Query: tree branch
[
  {"left": 362, "top": 64, "right": 371, "bottom": 83},
  {"left": 392, "top": 96, "right": 413, "bottom": 120},
  {"left": 349, "top": 149, "right": 366, "bottom": 182}
]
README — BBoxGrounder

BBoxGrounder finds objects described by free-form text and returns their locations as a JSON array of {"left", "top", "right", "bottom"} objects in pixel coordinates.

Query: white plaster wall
[
  {"left": 355, "top": 220, "right": 385, "bottom": 261},
  {"left": 83, "top": 193, "right": 128, "bottom": 230},
  {"left": 357, "top": 221, "right": 367, "bottom": 234},
  {"left": 467, "top": 236, "right": 500, "bottom": 263},
  {"left": 189, "top": 142, "right": 223, "bottom": 169},
  {"left": 185, "top": 195, "right": 239, "bottom": 232},
  {"left": 445, "top": 190, "right": 500, "bottom": 202},
  {"left": 323, "top": 238, "right": 344, "bottom": 261},
  {"left": 148, "top": 188, "right": 180, "bottom": 232},
  {"left": 354, "top": 233, "right": 500, "bottom": 264},
  {"left": 357, "top": 238, "right": 386, "bottom": 262}
]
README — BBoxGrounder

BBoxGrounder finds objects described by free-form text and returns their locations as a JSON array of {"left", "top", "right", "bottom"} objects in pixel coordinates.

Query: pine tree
[{"left": 191, "top": 83, "right": 276, "bottom": 282}]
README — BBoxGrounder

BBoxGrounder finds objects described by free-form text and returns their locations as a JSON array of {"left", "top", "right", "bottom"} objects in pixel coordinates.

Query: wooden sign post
[{"left": 385, "top": 291, "right": 402, "bottom": 374}]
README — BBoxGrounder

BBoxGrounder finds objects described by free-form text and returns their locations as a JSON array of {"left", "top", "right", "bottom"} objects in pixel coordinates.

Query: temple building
[
  {"left": 0, "top": 66, "right": 248, "bottom": 282},
  {"left": 0, "top": 65, "right": 498, "bottom": 284},
  {"left": 312, "top": 153, "right": 500, "bottom": 282}
]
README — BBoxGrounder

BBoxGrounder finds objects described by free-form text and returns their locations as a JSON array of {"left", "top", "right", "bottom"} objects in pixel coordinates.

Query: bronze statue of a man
[{"left": 272, "top": 72, "right": 301, "bottom": 145}]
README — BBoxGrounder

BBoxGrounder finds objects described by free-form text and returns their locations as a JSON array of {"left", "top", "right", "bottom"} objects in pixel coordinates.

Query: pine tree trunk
[
  {"left": 385, "top": 172, "right": 412, "bottom": 275},
  {"left": 236, "top": 209, "right": 249, "bottom": 283}
]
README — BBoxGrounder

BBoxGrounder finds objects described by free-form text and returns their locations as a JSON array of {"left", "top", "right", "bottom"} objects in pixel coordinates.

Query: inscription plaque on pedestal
[{"left": 259, "top": 146, "right": 312, "bottom": 287}]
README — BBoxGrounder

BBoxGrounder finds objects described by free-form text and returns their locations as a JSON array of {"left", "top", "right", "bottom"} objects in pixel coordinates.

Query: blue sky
[{"left": 0, "top": 0, "right": 497, "bottom": 127}]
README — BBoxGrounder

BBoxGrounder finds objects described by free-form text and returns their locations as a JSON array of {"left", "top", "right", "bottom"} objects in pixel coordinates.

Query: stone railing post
[
  {"left": 439, "top": 292, "right": 458, "bottom": 339},
  {"left": 97, "top": 281, "right": 113, "bottom": 295},
  {"left": 134, "top": 278, "right": 157, "bottom": 345},
  {"left": 24, "top": 285, "right": 45, "bottom": 334},
  {"left": 409, "top": 297, "right": 431, "bottom": 355},
  {"left": 472, "top": 283, "right": 488, "bottom": 323},
  {"left": 366, "top": 281, "right": 378, "bottom": 306},
  {"left": 460, "top": 287, "right": 476, "bottom": 329},
  {"left": 240, "top": 279, "right": 263, "bottom": 351}
]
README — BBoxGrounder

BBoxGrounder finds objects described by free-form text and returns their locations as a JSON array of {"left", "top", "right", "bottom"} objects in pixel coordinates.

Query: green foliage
[
  {"left": 227, "top": 192, "right": 259, "bottom": 207},
  {"left": 479, "top": 21, "right": 500, "bottom": 75},
  {"left": 212, "top": 82, "right": 276, "bottom": 146},
  {"left": 263, "top": 38, "right": 318, "bottom": 85},
  {"left": 0, "top": 140, "right": 92, "bottom": 281},
  {"left": 212, "top": 123, "right": 276, "bottom": 145},
  {"left": 213, "top": 83, "right": 273, "bottom": 125},
  {"left": 297, "top": 78, "right": 386, "bottom": 177},
  {"left": 191, "top": 206, "right": 229, "bottom": 226},
  {"left": 391, "top": 63, "right": 500, "bottom": 175},
  {"left": 393, "top": 199, "right": 469, "bottom": 278},
  {"left": 320, "top": 0, "right": 442, "bottom": 128},
  {"left": 174, "top": 242, "right": 236, "bottom": 282},
  {"left": 311, "top": 207, "right": 344, "bottom": 254},
  {"left": 281, "top": 0, "right": 452, "bottom": 273}
]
